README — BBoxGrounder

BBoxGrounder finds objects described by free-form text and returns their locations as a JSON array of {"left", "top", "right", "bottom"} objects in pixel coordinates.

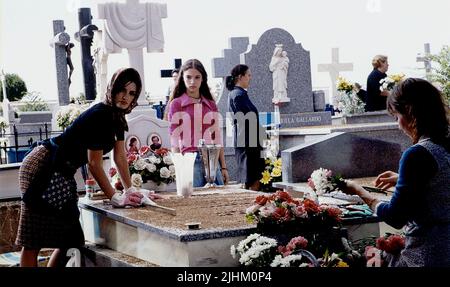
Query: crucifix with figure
[
  {"left": 318, "top": 48, "right": 353, "bottom": 105},
  {"left": 416, "top": 43, "right": 432, "bottom": 80}
]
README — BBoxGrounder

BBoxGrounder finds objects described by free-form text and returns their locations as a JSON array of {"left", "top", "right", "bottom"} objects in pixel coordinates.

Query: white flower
[
  {"left": 145, "top": 163, "right": 156, "bottom": 173},
  {"left": 159, "top": 167, "right": 171, "bottom": 178},
  {"left": 163, "top": 155, "right": 173, "bottom": 165},
  {"left": 131, "top": 173, "right": 143, "bottom": 187},
  {"left": 310, "top": 168, "right": 334, "bottom": 195},
  {"left": 270, "top": 254, "right": 305, "bottom": 267},
  {"left": 169, "top": 165, "right": 176, "bottom": 176},
  {"left": 230, "top": 245, "right": 237, "bottom": 259},
  {"left": 133, "top": 158, "right": 147, "bottom": 171},
  {"left": 245, "top": 204, "right": 261, "bottom": 215},
  {"left": 148, "top": 156, "right": 161, "bottom": 164},
  {"left": 259, "top": 205, "right": 276, "bottom": 218}
]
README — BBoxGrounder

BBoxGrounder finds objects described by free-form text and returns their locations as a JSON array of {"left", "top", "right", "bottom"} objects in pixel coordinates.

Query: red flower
[
  {"left": 303, "top": 198, "right": 321, "bottom": 214},
  {"left": 114, "top": 179, "right": 124, "bottom": 191},
  {"left": 274, "top": 190, "right": 292, "bottom": 203},
  {"left": 323, "top": 206, "right": 343, "bottom": 222},
  {"left": 376, "top": 234, "right": 405, "bottom": 254},
  {"left": 108, "top": 167, "right": 117, "bottom": 177},
  {"left": 255, "top": 195, "right": 268, "bottom": 206},
  {"left": 155, "top": 147, "right": 169, "bottom": 156},
  {"left": 127, "top": 154, "right": 137, "bottom": 164},
  {"left": 272, "top": 207, "right": 290, "bottom": 221},
  {"left": 139, "top": 145, "right": 150, "bottom": 156}
]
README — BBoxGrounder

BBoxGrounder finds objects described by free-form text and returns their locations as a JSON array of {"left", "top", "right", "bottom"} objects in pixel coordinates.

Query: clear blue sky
[{"left": 1, "top": 0, "right": 449, "bottom": 103}]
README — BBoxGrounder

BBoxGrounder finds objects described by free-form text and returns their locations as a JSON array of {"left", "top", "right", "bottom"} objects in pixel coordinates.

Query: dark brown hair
[
  {"left": 104, "top": 68, "right": 142, "bottom": 131},
  {"left": 169, "top": 59, "right": 214, "bottom": 101},
  {"left": 387, "top": 78, "right": 449, "bottom": 148},
  {"left": 226, "top": 64, "right": 249, "bottom": 91}
]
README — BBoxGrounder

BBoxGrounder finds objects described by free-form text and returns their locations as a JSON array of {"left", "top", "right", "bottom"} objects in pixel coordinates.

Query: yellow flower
[
  {"left": 389, "top": 73, "right": 405, "bottom": 82},
  {"left": 271, "top": 167, "right": 281, "bottom": 177},
  {"left": 274, "top": 158, "right": 282, "bottom": 168},
  {"left": 336, "top": 261, "right": 349, "bottom": 267},
  {"left": 260, "top": 170, "right": 272, "bottom": 185},
  {"left": 265, "top": 159, "right": 271, "bottom": 165}
]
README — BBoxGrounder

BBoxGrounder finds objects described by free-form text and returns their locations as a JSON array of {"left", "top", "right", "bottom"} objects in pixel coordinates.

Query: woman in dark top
[
  {"left": 227, "top": 64, "right": 265, "bottom": 190},
  {"left": 16, "top": 68, "right": 144, "bottom": 266},
  {"left": 342, "top": 78, "right": 450, "bottom": 266},
  {"left": 366, "top": 55, "right": 389, "bottom": 111}
]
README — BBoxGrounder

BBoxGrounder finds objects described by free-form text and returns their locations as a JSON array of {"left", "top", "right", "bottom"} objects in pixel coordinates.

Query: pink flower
[
  {"left": 325, "top": 169, "right": 333, "bottom": 178},
  {"left": 108, "top": 167, "right": 117, "bottom": 177},
  {"left": 286, "top": 236, "right": 308, "bottom": 251},
  {"left": 307, "top": 178, "right": 315, "bottom": 190}
]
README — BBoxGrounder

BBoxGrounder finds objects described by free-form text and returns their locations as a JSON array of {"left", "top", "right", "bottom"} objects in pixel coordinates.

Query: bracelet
[{"left": 221, "top": 167, "right": 228, "bottom": 170}]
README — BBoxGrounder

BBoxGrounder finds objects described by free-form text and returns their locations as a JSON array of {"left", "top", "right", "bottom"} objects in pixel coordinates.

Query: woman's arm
[
  {"left": 113, "top": 140, "right": 132, "bottom": 190},
  {"left": 87, "top": 149, "right": 116, "bottom": 199}
]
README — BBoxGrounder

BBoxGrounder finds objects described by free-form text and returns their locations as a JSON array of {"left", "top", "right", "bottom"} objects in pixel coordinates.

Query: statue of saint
[{"left": 269, "top": 44, "right": 290, "bottom": 103}]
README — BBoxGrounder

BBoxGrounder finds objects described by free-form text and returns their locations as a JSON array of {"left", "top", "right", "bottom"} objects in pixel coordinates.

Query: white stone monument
[
  {"left": 269, "top": 44, "right": 290, "bottom": 104},
  {"left": 318, "top": 48, "right": 353, "bottom": 105},
  {"left": 97, "top": 0, "right": 167, "bottom": 106}
]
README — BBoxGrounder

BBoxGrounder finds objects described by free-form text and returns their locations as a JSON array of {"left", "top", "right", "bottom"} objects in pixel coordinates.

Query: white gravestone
[
  {"left": 318, "top": 48, "right": 353, "bottom": 105},
  {"left": 98, "top": 0, "right": 167, "bottom": 106}
]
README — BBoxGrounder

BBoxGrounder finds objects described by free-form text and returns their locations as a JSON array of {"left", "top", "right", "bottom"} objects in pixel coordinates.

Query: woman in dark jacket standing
[{"left": 226, "top": 64, "right": 265, "bottom": 190}]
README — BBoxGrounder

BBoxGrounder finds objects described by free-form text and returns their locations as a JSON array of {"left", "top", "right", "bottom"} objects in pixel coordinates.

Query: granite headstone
[{"left": 281, "top": 132, "right": 402, "bottom": 183}]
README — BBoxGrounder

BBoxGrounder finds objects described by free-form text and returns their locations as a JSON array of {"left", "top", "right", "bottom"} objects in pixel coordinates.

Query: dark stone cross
[
  {"left": 160, "top": 58, "right": 182, "bottom": 78},
  {"left": 75, "top": 8, "right": 98, "bottom": 101}
]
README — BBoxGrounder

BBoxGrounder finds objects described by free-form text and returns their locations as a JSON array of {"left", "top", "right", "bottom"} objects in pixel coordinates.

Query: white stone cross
[
  {"left": 98, "top": 0, "right": 167, "bottom": 106},
  {"left": 318, "top": 48, "right": 353, "bottom": 103},
  {"left": 416, "top": 43, "right": 432, "bottom": 77}
]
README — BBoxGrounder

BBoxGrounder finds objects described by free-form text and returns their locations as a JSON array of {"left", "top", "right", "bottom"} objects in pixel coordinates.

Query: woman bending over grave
[
  {"left": 226, "top": 64, "right": 265, "bottom": 191},
  {"left": 342, "top": 78, "right": 450, "bottom": 267},
  {"left": 167, "top": 59, "right": 229, "bottom": 187},
  {"left": 16, "top": 68, "right": 144, "bottom": 266}
]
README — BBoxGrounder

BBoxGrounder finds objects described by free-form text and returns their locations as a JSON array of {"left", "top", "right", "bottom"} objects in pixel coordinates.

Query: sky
[{"left": 1, "top": 0, "right": 449, "bottom": 104}]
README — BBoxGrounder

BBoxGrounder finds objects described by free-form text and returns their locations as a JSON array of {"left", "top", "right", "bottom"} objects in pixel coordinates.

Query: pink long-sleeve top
[{"left": 168, "top": 93, "right": 223, "bottom": 154}]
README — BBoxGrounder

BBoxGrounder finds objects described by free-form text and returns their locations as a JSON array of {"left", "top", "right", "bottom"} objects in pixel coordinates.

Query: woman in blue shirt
[{"left": 343, "top": 78, "right": 450, "bottom": 266}]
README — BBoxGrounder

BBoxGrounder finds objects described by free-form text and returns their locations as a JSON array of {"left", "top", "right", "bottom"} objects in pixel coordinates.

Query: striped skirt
[{"left": 15, "top": 145, "right": 84, "bottom": 249}]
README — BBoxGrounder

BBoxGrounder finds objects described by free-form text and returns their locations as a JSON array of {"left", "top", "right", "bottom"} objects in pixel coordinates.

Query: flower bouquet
[
  {"left": 55, "top": 103, "right": 89, "bottom": 130},
  {"left": 379, "top": 73, "right": 405, "bottom": 92},
  {"left": 336, "top": 77, "right": 365, "bottom": 116},
  {"left": 245, "top": 190, "right": 344, "bottom": 252},
  {"left": 259, "top": 157, "right": 282, "bottom": 192},
  {"left": 109, "top": 147, "right": 175, "bottom": 190},
  {"left": 307, "top": 168, "right": 345, "bottom": 195},
  {"left": 231, "top": 233, "right": 348, "bottom": 267}
]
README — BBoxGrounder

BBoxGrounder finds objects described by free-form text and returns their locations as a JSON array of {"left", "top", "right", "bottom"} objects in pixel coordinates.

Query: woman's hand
[
  {"left": 110, "top": 187, "right": 143, "bottom": 207},
  {"left": 221, "top": 168, "right": 229, "bottom": 185},
  {"left": 340, "top": 180, "right": 364, "bottom": 196},
  {"left": 373, "top": 171, "right": 398, "bottom": 190}
]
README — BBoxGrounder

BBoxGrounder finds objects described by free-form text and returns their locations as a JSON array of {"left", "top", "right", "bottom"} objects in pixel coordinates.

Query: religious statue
[
  {"left": 65, "top": 42, "right": 75, "bottom": 87},
  {"left": 269, "top": 44, "right": 290, "bottom": 103}
]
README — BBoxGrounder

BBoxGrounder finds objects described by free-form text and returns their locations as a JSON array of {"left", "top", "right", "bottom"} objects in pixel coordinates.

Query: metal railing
[{"left": 0, "top": 123, "right": 62, "bottom": 165}]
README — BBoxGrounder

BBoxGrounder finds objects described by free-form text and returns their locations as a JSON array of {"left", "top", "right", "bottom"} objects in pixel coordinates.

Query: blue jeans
[{"left": 193, "top": 152, "right": 224, "bottom": 188}]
